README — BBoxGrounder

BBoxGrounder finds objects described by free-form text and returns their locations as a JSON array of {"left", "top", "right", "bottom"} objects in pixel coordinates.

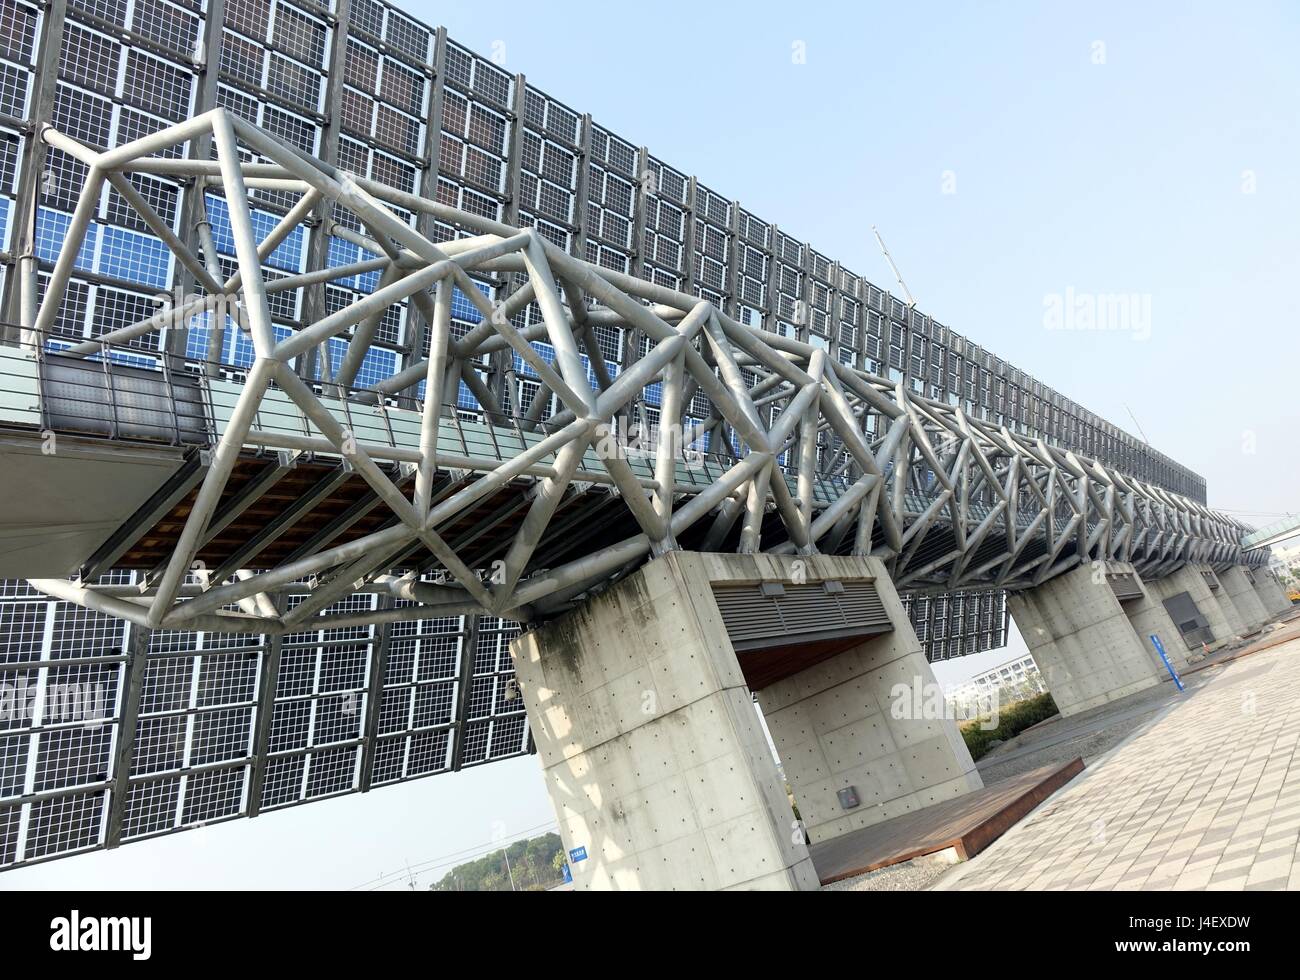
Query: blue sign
[
  {"left": 561, "top": 862, "right": 572, "bottom": 884},
  {"left": 569, "top": 846, "right": 588, "bottom": 863},
  {"left": 1149, "top": 634, "right": 1185, "bottom": 692}
]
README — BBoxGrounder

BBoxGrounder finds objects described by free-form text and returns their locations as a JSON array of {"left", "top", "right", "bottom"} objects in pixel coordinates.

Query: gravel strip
[{"left": 821, "top": 855, "right": 956, "bottom": 892}]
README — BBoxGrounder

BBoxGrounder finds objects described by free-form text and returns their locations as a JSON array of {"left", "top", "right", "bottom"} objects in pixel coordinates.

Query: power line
[
  {"left": 355, "top": 819, "right": 559, "bottom": 891},
  {"left": 349, "top": 819, "right": 560, "bottom": 891},
  {"left": 365, "top": 824, "right": 560, "bottom": 892},
  {"left": 1123, "top": 403, "right": 1151, "bottom": 445}
]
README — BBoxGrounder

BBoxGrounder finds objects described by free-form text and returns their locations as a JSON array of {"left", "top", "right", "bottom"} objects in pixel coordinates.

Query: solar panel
[{"left": 0, "top": 576, "right": 526, "bottom": 870}]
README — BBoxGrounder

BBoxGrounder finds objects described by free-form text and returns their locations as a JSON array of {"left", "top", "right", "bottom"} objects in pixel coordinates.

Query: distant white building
[
  {"left": 945, "top": 654, "right": 1046, "bottom": 717},
  {"left": 1270, "top": 542, "right": 1300, "bottom": 580}
]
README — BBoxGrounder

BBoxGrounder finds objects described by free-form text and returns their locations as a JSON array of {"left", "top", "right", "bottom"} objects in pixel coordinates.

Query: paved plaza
[{"left": 938, "top": 635, "right": 1300, "bottom": 891}]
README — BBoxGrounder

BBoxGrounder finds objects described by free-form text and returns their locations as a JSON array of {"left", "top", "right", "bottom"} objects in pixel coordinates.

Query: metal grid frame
[
  {"left": 516, "top": 82, "right": 581, "bottom": 254},
  {"left": 20, "top": 0, "right": 205, "bottom": 369},
  {"left": 20, "top": 107, "right": 1254, "bottom": 629},
  {"left": 0, "top": 574, "right": 524, "bottom": 870}
]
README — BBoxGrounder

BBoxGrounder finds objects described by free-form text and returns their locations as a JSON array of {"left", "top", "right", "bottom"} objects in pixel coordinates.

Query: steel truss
[{"left": 20, "top": 111, "right": 1264, "bottom": 633}]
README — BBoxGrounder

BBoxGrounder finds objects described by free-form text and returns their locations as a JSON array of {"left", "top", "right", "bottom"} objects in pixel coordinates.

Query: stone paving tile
[
  {"left": 938, "top": 638, "right": 1300, "bottom": 891},
  {"left": 1244, "top": 876, "right": 1289, "bottom": 890}
]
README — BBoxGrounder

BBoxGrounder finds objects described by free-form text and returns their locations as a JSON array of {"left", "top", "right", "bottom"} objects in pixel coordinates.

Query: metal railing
[{"left": 0, "top": 326, "right": 773, "bottom": 492}]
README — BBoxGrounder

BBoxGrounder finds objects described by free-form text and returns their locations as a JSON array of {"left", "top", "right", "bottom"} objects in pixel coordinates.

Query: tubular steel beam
[{"left": 21, "top": 117, "right": 1262, "bottom": 637}]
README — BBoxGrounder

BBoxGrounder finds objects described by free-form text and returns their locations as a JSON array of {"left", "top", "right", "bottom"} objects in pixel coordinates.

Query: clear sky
[{"left": 5, "top": 0, "right": 1297, "bottom": 889}]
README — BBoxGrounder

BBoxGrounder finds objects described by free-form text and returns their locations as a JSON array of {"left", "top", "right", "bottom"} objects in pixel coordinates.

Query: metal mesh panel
[
  {"left": 640, "top": 157, "right": 688, "bottom": 290},
  {"left": 517, "top": 84, "right": 579, "bottom": 253},
  {"left": 910, "top": 589, "right": 1009, "bottom": 663},
  {"left": 33, "top": 0, "right": 1209, "bottom": 500},
  {"left": 583, "top": 124, "right": 636, "bottom": 273},
  {"left": 692, "top": 183, "right": 731, "bottom": 309},
  {"left": 0, "top": 578, "right": 531, "bottom": 872}
]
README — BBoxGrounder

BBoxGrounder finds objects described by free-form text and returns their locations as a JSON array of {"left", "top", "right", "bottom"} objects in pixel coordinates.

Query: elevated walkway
[
  {"left": 1240, "top": 514, "right": 1300, "bottom": 551},
  {"left": 0, "top": 344, "right": 1061, "bottom": 593},
  {"left": 0, "top": 345, "right": 843, "bottom": 584}
]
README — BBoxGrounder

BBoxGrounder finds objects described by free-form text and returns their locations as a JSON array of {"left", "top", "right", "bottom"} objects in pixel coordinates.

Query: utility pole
[{"left": 503, "top": 846, "right": 517, "bottom": 892}]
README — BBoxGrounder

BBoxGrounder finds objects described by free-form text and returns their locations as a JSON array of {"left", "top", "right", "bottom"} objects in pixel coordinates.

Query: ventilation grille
[
  {"left": 1108, "top": 572, "right": 1143, "bottom": 602},
  {"left": 1201, "top": 569, "right": 1221, "bottom": 592},
  {"left": 711, "top": 579, "right": 891, "bottom": 650},
  {"left": 1163, "top": 591, "right": 1214, "bottom": 650}
]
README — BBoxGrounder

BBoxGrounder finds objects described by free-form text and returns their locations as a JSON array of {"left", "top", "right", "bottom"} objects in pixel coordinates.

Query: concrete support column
[
  {"left": 1197, "top": 566, "right": 1248, "bottom": 640},
  {"left": 510, "top": 551, "right": 984, "bottom": 888},
  {"left": 1148, "top": 564, "right": 1231, "bottom": 653},
  {"left": 1219, "top": 566, "right": 1268, "bottom": 633},
  {"left": 510, "top": 552, "right": 820, "bottom": 891},
  {"left": 755, "top": 557, "right": 983, "bottom": 845},
  {"left": 1122, "top": 565, "right": 1189, "bottom": 673},
  {"left": 1251, "top": 570, "right": 1291, "bottom": 618},
  {"left": 1008, "top": 563, "right": 1166, "bottom": 717}
]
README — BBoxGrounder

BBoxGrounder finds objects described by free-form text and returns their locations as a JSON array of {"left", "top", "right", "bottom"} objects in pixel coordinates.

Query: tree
[{"left": 429, "top": 832, "right": 566, "bottom": 891}]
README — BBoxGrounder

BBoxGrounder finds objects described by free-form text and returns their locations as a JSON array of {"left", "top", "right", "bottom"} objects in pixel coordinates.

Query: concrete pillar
[
  {"left": 755, "top": 556, "right": 983, "bottom": 845},
  {"left": 1008, "top": 562, "right": 1166, "bottom": 717},
  {"left": 1147, "top": 564, "right": 1231, "bottom": 653},
  {"left": 1252, "top": 570, "right": 1291, "bottom": 618},
  {"left": 509, "top": 551, "right": 984, "bottom": 888},
  {"left": 510, "top": 552, "right": 820, "bottom": 891},
  {"left": 1122, "top": 566, "right": 1189, "bottom": 673},
  {"left": 1197, "top": 565, "right": 1248, "bottom": 640},
  {"left": 1271, "top": 573, "right": 1295, "bottom": 613},
  {"left": 1219, "top": 566, "right": 1269, "bottom": 633}
]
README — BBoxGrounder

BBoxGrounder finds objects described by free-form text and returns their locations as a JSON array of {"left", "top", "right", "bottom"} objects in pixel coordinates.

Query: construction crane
[
  {"left": 1125, "top": 403, "right": 1152, "bottom": 444},
  {"left": 873, "top": 225, "right": 918, "bottom": 309}
]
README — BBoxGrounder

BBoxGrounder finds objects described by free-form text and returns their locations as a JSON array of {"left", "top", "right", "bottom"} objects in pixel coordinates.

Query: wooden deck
[{"left": 809, "top": 757, "right": 1086, "bottom": 885}]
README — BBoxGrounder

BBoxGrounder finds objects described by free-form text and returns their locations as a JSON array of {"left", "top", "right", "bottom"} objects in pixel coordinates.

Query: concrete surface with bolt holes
[{"left": 935, "top": 635, "right": 1300, "bottom": 891}]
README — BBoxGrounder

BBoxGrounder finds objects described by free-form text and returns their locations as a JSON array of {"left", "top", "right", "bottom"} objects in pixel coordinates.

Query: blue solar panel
[
  {"left": 313, "top": 337, "right": 398, "bottom": 388},
  {"left": 205, "top": 195, "right": 306, "bottom": 273},
  {"left": 456, "top": 379, "right": 477, "bottom": 409},
  {"left": 230, "top": 322, "right": 293, "bottom": 367},
  {"left": 326, "top": 237, "right": 364, "bottom": 288},
  {"left": 354, "top": 345, "right": 397, "bottom": 388},
  {"left": 451, "top": 280, "right": 491, "bottom": 322},
  {"left": 34, "top": 208, "right": 96, "bottom": 271},
  {"left": 98, "top": 226, "right": 172, "bottom": 290}
]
